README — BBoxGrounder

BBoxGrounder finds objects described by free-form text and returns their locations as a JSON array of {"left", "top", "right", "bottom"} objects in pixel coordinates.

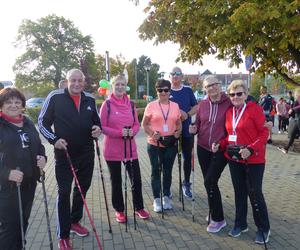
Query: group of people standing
[{"left": 0, "top": 67, "right": 273, "bottom": 250}]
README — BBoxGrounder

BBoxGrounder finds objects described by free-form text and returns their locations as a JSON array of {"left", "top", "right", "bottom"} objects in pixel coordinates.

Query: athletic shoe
[
  {"left": 58, "top": 238, "right": 73, "bottom": 250},
  {"left": 207, "top": 220, "right": 227, "bottom": 233},
  {"left": 153, "top": 198, "right": 162, "bottom": 213},
  {"left": 277, "top": 146, "right": 288, "bottom": 154},
  {"left": 70, "top": 223, "right": 89, "bottom": 237},
  {"left": 135, "top": 209, "right": 150, "bottom": 219},
  {"left": 228, "top": 226, "right": 249, "bottom": 237},
  {"left": 206, "top": 215, "right": 210, "bottom": 222},
  {"left": 278, "top": 131, "right": 282, "bottom": 134},
  {"left": 182, "top": 181, "right": 192, "bottom": 199},
  {"left": 115, "top": 211, "right": 127, "bottom": 223},
  {"left": 163, "top": 196, "right": 172, "bottom": 210},
  {"left": 267, "top": 139, "right": 272, "bottom": 144},
  {"left": 255, "top": 230, "right": 271, "bottom": 244}
]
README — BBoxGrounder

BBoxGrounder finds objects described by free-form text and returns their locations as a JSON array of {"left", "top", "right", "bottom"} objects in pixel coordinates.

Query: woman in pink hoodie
[{"left": 99, "top": 74, "right": 149, "bottom": 223}]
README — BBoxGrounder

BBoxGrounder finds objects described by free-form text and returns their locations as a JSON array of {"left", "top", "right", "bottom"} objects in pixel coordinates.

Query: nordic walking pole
[
  {"left": 64, "top": 150, "right": 103, "bottom": 250},
  {"left": 40, "top": 169, "right": 53, "bottom": 250},
  {"left": 191, "top": 140, "right": 195, "bottom": 222},
  {"left": 128, "top": 127, "right": 137, "bottom": 229},
  {"left": 123, "top": 131, "right": 128, "bottom": 232},
  {"left": 95, "top": 139, "right": 112, "bottom": 233},
  {"left": 245, "top": 162, "right": 268, "bottom": 250},
  {"left": 156, "top": 137, "right": 164, "bottom": 219},
  {"left": 178, "top": 137, "right": 185, "bottom": 211},
  {"left": 16, "top": 167, "right": 26, "bottom": 250}
]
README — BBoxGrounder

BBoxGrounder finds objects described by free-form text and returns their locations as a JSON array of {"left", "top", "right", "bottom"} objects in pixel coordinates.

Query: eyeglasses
[
  {"left": 157, "top": 88, "right": 170, "bottom": 93},
  {"left": 204, "top": 82, "right": 219, "bottom": 89},
  {"left": 228, "top": 92, "right": 244, "bottom": 97},
  {"left": 170, "top": 71, "right": 183, "bottom": 76}
]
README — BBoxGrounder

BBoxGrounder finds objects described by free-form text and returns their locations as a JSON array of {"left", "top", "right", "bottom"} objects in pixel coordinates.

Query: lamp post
[{"left": 144, "top": 65, "right": 151, "bottom": 99}]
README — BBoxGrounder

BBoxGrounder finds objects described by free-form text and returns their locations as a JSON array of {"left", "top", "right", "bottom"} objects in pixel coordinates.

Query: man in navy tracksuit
[
  {"left": 169, "top": 66, "right": 198, "bottom": 198},
  {"left": 38, "top": 69, "right": 101, "bottom": 250}
]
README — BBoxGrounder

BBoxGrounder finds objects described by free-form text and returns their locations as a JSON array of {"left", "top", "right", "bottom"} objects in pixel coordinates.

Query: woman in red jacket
[{"left": 212, "top": 80, "right": 270, "bottom": 245}]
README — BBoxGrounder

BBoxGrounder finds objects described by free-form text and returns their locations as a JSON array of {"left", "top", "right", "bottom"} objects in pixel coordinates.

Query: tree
[
  {"left": 127, "top": 55, "right": 160, "bottom": 99},
  {"left": 14, "top": 14, "right": 95, "bottom": 88},
  {"left": 139, "top": 0, "right": 300, "bottom": 86}
]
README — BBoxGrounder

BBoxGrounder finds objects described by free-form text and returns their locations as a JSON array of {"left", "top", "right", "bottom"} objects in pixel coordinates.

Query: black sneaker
[{"left": 267, "top": 139, "right": 272, "bottom": 144}]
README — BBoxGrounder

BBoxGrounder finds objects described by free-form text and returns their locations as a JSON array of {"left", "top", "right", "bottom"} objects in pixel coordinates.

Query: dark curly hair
[{"left": 0, "top": 87, "right": 26, "bottom": 108}]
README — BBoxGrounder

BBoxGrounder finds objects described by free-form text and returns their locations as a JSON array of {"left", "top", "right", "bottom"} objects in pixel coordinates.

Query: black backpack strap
[
  {"left": 106, "top": 100, "right": 111, "bottom": 126},
  {"left": 130, "top": 101, "right": 135, "bottom": 123}
]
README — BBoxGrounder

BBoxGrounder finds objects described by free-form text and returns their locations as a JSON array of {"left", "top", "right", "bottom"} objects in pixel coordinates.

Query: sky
[{"left": 0, "top": 0, "right": 248, "bottom": 81}]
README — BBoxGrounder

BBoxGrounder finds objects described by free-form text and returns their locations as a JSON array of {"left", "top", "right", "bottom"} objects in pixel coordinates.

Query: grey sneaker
[
  {"left": 255, "top": 230, "right": 270, "bottom": 244},
  {"left": 228, "top": 226, "right": 249, "bottom": 237},
  {"left": 162, "top": 196, "right": 172, "bottom": 210},
  {"left": 153, "top": 198, "right": 162, "bottom": 213}
]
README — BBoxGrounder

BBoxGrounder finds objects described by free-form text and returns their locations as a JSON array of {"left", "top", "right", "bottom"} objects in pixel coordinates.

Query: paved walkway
[{"left": 26, "top": 132, "right": 300, "bottom": 249}]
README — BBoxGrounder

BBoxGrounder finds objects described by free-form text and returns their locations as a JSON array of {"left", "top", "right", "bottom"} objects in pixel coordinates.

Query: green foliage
[
  {"left": 250, "top": 73, "right": 264, "bottom": 100},
  {"left": 14, "top": 14, "right": 95, "bottom": 87},
  {"left": 25, "top": 107, "right": 41, "bottom": 124},
  {"left": 126, "top": 55, "right": 160, "bottom": 99},
  {"left": 15, "top": 81, "right": 55, "bottom": 97},
  {"left": 139, "top": 0, "right": 300, "bottom": 86}
]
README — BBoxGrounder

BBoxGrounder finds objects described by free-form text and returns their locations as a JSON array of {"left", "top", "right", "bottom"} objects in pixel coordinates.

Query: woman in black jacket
[
  {"left": 0, "top": 88, "right": 46, "bottom": 250},
  {"left": 278, "top": 88, "right": 300, "bottom": 154}
]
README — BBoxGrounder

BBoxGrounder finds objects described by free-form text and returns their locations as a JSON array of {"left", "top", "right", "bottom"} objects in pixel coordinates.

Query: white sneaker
[
  {"left": 153, "top": 198, "right": 162, "bottom": 213},
  {"left": 278, "top": 131, "right": 282, "bottom": 134},
  {"left": 163, "top": 196, "right": 172, "bottom": 210}
]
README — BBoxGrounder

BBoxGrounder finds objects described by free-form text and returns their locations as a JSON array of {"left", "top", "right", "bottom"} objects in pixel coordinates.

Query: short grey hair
[
  {"left": 66, "top": 69, "right": 85, "bottom": 81},
  {"left": 203, "top": 75, "right": 221, "bottom": 87}
]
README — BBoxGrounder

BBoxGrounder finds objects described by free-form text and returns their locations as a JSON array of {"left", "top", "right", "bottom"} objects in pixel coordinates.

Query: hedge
[{"left": 26, "top": 106, "right": 146, "bottom": 124}]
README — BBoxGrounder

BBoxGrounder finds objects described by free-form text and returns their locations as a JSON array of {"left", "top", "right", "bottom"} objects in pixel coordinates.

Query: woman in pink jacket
[{"left": 99, "top": 74, "right": 149, "bottom": 223}]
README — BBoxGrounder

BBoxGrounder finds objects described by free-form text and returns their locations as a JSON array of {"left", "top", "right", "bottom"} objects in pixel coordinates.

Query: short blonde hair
[
  {"left": 294, "top": 87, "right": 300, "bottom": 99},
  {"left": 110, "top": 74, "right": 127, "bottom": 85},
  {"left": 66, "top": 69, "right": 85, "bottom": 81},
  {"left": 227, "top": 80, "right": 248, "bottom": 94}
]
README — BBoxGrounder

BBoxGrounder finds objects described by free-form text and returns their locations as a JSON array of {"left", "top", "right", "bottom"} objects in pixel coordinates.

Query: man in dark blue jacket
[{"left": 39, "top": 69, "right": 101, "bottom": 250}]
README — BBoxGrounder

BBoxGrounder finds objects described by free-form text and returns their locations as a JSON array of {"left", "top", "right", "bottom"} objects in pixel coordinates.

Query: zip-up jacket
[
  {"left": 100, "top": 94, "right": 139, "bottom": 161},
  {"left": 219, "top": 101, "right": 269, "bottom": 164},
  {"left": 38, "top": 89, "right": 101, "bottom": 157},
  {"left": 0, "top": 116, "right": 46, "bottom": 186},
  {"left": 196, "top": 92, "right": 232, "bottom": 151}
]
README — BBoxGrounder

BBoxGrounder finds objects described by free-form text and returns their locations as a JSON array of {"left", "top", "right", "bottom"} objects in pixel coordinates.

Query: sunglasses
[
  {"left": 157, "top": 88, "right": 170, "bottom": 93},
  {"left": 228, "top": 92, "right": 244, "bottom": 97},
  {"left": 204, "top": 82, "right": 219, "bottom": 89},
  {"left": 170, "top": 71, "right": 183, "bottom": 76}
]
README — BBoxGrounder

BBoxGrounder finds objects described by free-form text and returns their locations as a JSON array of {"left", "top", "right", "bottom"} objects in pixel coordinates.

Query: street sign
[{"left": 245, "top": 55, "right": 253, "bottom": 71}]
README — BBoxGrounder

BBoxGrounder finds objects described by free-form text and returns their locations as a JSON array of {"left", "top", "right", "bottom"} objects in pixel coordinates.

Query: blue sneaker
[
  {"left": 228, "top": 226, "right": 248, "bottom": 237},
  {"left": 255, "top": 230, "right": 270, "bottom": 244},
  {"left": 182, "top": 181, "right": 192, "bottom": 199}
]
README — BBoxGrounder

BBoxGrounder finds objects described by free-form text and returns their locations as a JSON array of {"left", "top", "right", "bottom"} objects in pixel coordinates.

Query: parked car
[{"left": 26, "top": 97, "right": 46, "bottom": 108}]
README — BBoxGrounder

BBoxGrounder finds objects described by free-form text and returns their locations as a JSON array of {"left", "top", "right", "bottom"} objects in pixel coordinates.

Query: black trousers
[
  {"left": 106, "top": 159, "right": 144, "bottom": 212},
  {"left": 229, "top": 161, "right": 270, "bottom": 232},
  {"left": 181, "top": 136, "right": 194, "bottom": 183},
  {"left": 55, "top": 150, "right": 94, "bottom": 239},
  {"left": 0, "top": 180, "right": 36, "bottom": 250},
  {"left": 197, "top": 146, "right": 227, "bottom": 222},
  {"left": 287, "top": 119, "right": 300, "bottom": 150}
]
